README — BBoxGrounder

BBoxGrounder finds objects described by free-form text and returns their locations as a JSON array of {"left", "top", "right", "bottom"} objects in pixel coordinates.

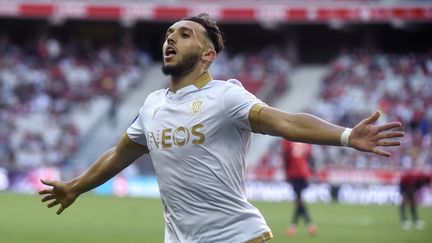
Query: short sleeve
[
  {"left": 223, "top": 79, "right": 267, "bottom": 132},
  {"left": 127, "top": 107, "right": 148, "bottom": 146}
]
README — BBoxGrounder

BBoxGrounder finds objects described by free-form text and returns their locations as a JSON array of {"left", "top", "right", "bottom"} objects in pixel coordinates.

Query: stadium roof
[{"left": 0, "top": 0, "right": 431, "bottom": 24}]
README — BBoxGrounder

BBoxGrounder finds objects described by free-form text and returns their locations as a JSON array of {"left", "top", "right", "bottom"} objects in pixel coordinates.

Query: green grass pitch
[{"left": 0, "top": 192, "right": 430, "bottom": 243}]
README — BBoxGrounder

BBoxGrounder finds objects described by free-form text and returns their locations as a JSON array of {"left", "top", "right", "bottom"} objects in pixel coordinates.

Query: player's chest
[{"left": 143, "top": 96, "right": 223, "bottom": 151}]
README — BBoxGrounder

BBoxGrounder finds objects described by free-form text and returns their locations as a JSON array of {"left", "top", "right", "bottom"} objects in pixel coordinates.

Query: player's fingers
[
  {"left": 378, "top": 131, "right": 405, "bottom": 139},
  {"left": 41, "top": 195, "right": 55, "bottom": 202},
  {"left": 372, "top": 147, "right": 391, "bottom": 157},
  {"left": 47, "top": 201, "right": 59, "bottom": 208},
  {"left": 363, "top": 110, "right": 380, "bottom": 124},
  {"left": 57, "top": 205, "right": 65, "bottom": 215},
  {"left": 377, "top": 140, "right": 401, "bottom": 147},
  {"left": 377, "top": 122, "right": 402, "bottom": 132},
  {"left": 40, "top": 179, "right": 54, "bottom": 186},
  {"left": 38, "top": 189, "right": 52, "bottom": 195}
]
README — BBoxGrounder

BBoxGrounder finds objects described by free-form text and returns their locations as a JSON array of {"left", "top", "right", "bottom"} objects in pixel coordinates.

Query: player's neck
[{"left": 169, "top": 67, "right": 208, "bottom": 93}]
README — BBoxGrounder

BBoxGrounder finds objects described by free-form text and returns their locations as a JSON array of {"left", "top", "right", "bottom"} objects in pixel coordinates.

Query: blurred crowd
[
  {"left": 211, "top": 46, "right": 291, "bottom": 101},
  {"left": 2, "top": 33, "right": 429, "bottom": 176},
  {"left": 309, "top": 50, "right": 432, "bottom": 170},
  {"left": 0, "top": 35, "right": 151, "bottom": 171}
]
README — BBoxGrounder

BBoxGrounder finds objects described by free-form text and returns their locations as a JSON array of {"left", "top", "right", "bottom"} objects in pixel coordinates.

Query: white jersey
[{"left": 127, "top": 72, "right": 271, "bottom": 243}]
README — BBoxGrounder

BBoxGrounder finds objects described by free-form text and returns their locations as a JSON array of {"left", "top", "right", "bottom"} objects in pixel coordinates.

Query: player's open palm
[
  {"left": 349, "top": 111, "right": 404, "bottom": 157},
  {"left": 39, "top": 179, "right": 78, "bottom": 215}
]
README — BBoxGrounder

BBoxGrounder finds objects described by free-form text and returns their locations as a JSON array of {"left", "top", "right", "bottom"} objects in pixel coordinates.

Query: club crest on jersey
[{"left": 189, "top": 99, "right": 204, "bottom": 115}]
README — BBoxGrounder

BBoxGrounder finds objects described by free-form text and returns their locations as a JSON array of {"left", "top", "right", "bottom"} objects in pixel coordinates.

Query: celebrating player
[{"left": 39, "top": 13, "right": 404, "bottom": 243}]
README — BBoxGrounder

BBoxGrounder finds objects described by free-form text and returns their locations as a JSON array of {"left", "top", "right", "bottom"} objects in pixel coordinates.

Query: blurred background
[{"left": 0, "top": 0, "right": 431, "bottom": 242}]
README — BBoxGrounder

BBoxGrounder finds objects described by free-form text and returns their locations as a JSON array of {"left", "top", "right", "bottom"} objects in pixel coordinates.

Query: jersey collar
[
  {"left": 166, "top": 72, "right": 213, "bottom": 99},
  {"left": 193, "top": 71, "right": 213, "bottom": 89}
]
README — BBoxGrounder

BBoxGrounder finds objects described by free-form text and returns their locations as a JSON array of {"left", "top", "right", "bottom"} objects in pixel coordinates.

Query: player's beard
[{"left": 162, "top": 52, "right": 199, "bottom": 77}]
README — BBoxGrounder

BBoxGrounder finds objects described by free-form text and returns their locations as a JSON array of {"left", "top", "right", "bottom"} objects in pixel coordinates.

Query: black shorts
[
  {"left": 399, "top": 183, "right": 407, "bottom": 194},
  {"left": 399, "top": 183, "right": 416, "bottom": 197},
  {"left": 289, "top": 178, "right": 308, "bottom": 196}
]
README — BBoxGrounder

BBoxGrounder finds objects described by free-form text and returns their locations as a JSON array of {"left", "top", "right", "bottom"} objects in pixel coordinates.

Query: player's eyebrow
[{"left": 165, "top": 26, "right": 195, "bottom": 38}]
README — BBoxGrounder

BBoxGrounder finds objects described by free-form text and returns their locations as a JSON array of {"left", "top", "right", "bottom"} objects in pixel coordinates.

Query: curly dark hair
[{"left": 183, "top": 13, "right": 225, "bottom": 53}]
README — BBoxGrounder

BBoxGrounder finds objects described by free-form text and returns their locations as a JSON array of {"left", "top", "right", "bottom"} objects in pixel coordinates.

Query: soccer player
[
  {"left": 399, "top": 170, "right": 431, "bottom": 230},
  {"left": 281, "top": 140, "right": 317, "bottom": 237},
  {"left": 39, "top": 13, "right": 404, "bottom": 243}
]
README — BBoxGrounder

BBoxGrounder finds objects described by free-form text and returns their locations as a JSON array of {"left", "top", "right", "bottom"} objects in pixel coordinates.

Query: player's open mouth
[{"left": 164, "top": 46, "right": 177, "bottom": 59}]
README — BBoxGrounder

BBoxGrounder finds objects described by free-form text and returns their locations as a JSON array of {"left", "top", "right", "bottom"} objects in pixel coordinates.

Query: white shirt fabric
[{"left": 127, "top": 77, "right": 270, "bottom": 243}]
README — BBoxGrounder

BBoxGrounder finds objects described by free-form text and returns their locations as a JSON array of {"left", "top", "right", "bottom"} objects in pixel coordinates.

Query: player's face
[{"left": 162, "top": 21, "right": 207, "bottom": 76}]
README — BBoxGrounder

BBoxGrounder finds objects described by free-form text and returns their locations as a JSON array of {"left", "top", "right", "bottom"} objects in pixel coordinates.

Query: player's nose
[{"left": 166, "top": 34, "right": 176, "bottom": 45}]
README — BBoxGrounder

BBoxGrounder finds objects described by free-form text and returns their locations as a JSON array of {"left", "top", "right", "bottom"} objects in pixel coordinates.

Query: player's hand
[
  {"left": 349, "top": 110, "right": 404, "bottom": 157},
  {"left": 39, "top": 179, "right": 79, "bottom": 215}
]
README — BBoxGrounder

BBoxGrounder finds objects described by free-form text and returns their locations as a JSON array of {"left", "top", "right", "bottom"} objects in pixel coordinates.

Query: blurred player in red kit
[
  {"left": 399, "top": 170, "right": 431, "bottom": 230},
  {"left": 281, "top": 139, "right": 318, "bottom": 237}
]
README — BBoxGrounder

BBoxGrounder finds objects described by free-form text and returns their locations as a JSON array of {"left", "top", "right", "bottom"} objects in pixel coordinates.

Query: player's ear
[{"left": 201, "top": 49, "right": 217, "bottom": 62}]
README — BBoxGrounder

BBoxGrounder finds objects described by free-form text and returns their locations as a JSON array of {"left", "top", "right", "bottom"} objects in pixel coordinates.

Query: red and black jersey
[
  {"left": 281, "top": 140, "right": 312, "bottom": 180},
  {"left": 400, "top": 170, "right": 431, "bottom": 190}
]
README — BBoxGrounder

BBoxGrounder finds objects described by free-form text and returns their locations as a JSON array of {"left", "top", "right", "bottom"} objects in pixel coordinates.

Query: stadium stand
[
  {"left": 252, "top": 50, "right": 432, "bottom": 183},
  {"left": 310, "top": 50, "right": 432, "bottom": 170},
  {"left": 211, "top": 46, "right": 291, "bottom": 102},
  {"left": 0, "top": 34, "right": 152, "bottom": 172}
]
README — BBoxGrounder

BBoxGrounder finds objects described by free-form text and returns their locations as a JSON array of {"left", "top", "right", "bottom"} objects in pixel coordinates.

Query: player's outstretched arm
[
  {"left": 39, "top": 133, "right": 149, "bottom": 215},
  {"left": 258, "top": 107, "right": 404, "bottom": 157}
]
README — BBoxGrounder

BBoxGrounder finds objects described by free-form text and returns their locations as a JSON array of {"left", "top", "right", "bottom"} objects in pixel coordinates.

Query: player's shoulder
[
  {"left": 146, "top": 88, "right": 168, "bottom": 100},
  {"left": 148, "top": 88, "right": 168, "bottom": 97},
  {"left": 141, "top": 88, "right": 167, "bottom": 107},
  {"left": 210, "top": 78, "right": 244, "bottom": 87},
  {"left": 208, "top": 79, "right": 246, "bottom": 93}
]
